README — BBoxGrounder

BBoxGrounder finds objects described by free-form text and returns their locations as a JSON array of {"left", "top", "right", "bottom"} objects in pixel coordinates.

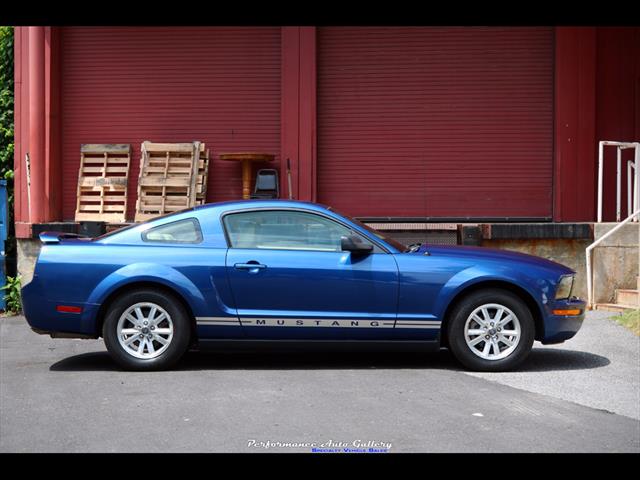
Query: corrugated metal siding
[
  {"left": 596, "top": 27, "right": 640, "bottom": 221},
  {"left": 317, "top": 27, "right": 554, "bottom": 219},
  {"left": 61, "top": 27, "right": 281, "bottom": 221}
]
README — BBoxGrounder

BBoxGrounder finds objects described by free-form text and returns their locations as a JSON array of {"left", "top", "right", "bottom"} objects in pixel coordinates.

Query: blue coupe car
[{"left": 22, "top": 200, "right": 585, "bottom": 371}]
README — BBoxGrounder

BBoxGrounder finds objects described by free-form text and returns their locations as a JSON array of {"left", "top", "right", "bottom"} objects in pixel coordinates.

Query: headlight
[{"left": 555, "top": 275, "right": 574, "bottom": 299}]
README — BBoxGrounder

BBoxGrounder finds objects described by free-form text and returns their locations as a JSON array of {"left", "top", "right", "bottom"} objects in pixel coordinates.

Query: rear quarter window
[{"left": 141, "top": 218, "right": 203, "bottom": 244}]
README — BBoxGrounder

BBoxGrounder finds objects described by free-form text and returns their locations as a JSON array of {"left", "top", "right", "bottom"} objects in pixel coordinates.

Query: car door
[{"left": 223, "top": 209, "right": 399, "bottom": 340}]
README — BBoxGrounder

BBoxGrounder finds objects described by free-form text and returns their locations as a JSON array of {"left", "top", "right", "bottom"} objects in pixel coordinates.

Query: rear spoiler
[{"left": 39, "top": 231, "right": 90, "bottom": 244}]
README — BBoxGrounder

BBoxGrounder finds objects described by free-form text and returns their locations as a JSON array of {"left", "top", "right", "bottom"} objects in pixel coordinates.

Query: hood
[{"left": 414, "top": 244, "right": 574, "bottom": 275}]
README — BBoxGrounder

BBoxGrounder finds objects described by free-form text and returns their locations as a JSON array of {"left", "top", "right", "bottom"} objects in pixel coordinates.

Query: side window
[
  {"left": 142, "top": 218, "right": 203, "bottom": 244},
  {"left": 224, "top": 210, "right": 356, "bottom": 252}
]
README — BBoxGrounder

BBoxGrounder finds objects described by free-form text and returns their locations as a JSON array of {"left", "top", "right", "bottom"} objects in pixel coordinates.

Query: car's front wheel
[
  {"left": 102, "top": 288, "right": 191, "bottom": 371},
  {"left": 447, "top": 289, "right": 535, "bottom": 371}
]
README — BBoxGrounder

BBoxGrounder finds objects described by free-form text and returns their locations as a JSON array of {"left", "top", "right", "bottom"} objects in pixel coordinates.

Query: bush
[{"left": 1, "top": 275, "right": 21, "bottom": 314}]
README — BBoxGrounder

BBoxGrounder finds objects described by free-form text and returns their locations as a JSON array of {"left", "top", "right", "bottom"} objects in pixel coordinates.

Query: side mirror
[{"left": 340, "top": 234, "right": 373, "bottom": 255}]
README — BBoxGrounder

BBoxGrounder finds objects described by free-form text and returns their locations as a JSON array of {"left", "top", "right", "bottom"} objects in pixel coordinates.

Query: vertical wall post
[
  {"left": 297, "top": 27, "right": 317, "bottom": 202},
  {"left": 281, "top": 27, "right": 317, "bottom": 202},
  {"left": 13, "top": 27, "right": 27, "bottom": 237},
  {"left": 281, "top": 27, "right": 300, "bottom": 200},
  {"left": 554, "top": 27, "right": 597, "bottom": 222},
  {"left": 45, "top": 27, "right": 62, "bottom": 222},
  {"left": 27, "top": 26, "right": 46, "bottom": 225}
]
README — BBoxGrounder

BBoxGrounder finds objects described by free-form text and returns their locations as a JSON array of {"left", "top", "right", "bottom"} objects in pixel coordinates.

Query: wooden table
[{"left": 219, "top": 152, "right": 275, "bottom": 199}]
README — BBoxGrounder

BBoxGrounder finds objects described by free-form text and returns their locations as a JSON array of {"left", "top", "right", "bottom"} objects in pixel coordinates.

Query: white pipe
[
  {"left": 602, "top": 141, "right": 638, "bottom": 147},
  {"left": 616, "top": 147, "right": 621, "bottom": 222},
  {"left": 633, "top": 142, "right": 640, "bottom": 216},
  {"left": 597, "top": 141, "right": 604, "bottom": 223},
  {"left": 586, "top": 208, "right": 640, "bottom": 308},
  {"left": 628, "top": 160, "right": 634, "bottom": 219}
]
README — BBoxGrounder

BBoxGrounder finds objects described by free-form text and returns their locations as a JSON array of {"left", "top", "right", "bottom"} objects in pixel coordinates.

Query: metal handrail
[
  {"left": 597, "top": 141, "right": 639, "bottom": 222},
  {"left": 586, "top": 209, "right": 640, "bottom": 309}
]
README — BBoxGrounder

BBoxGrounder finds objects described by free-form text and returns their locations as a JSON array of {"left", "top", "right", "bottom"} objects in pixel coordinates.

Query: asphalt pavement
[
  {"left": 464, "top": 310, "right": 640, "bottom": 421},
  {"left": 0, "top": 311, "right": 638, "bottom": 453}
]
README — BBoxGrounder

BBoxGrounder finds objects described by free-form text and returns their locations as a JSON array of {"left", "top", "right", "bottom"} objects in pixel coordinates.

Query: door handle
[{"left": 234, "top": 262, "right": 267, "bottom": 272}]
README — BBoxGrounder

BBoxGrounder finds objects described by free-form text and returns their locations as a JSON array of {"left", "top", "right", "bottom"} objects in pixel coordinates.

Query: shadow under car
[{"left": 49, "top": 347, "right": 610, "bottom": 373}]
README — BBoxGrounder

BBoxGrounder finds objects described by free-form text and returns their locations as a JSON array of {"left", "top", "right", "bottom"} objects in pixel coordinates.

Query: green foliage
[
  {"left": 1, "top": 275, "right": 21, "bottom": 314},
  {"left": 0, "top": 26, "right": 13, "bottom": 180},
  {"left": 0, "top": 27, "right": 15, "bottom": 280}
]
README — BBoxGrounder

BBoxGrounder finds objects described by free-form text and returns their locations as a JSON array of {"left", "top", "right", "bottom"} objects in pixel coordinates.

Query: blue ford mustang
[{"left": 22, "top": 200, "right": 585, "bottom": 371}]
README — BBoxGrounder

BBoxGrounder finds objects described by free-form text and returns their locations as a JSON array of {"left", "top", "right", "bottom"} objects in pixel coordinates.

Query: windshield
[{"left": 329, "top": 209, "right": 407, "bottom": 252}]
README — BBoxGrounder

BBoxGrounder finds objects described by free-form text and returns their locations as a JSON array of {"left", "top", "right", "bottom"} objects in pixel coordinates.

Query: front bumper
[{"left": 541, "top": 297, "right": 586, "bottom": 344}]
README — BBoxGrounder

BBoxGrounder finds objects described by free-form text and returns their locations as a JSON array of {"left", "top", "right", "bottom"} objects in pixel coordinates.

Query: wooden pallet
[
  {"left": 134, "top": 141, "right": 204, "bottom": 222},
  {"left": 196, "top": 148, "right": 210, "bottom": 206},
  {"left": 75, "top": 144, "right": 131, "bottom": 223}
]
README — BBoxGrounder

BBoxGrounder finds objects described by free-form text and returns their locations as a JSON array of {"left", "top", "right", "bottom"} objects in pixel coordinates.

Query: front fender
[
  {"left": 81, "top": 263, "right": 208, "bottom": 333},
  {"left": 432, "top": 265, "right": 551, "bottom": 323}
]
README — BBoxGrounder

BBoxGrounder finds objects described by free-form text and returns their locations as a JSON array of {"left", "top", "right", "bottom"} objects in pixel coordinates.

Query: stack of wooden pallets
[
  {"left": 134, "top": 141, "right": 209, "bottom": 222},
  {"left": 74, "top": 144, "right": 131, "bottom": 223}
]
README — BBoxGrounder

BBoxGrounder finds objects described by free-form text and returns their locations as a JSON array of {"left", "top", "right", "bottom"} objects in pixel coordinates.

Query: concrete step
[
  {"left": 616, "top": 289, "right": 639, "bottom": 307},
  {"left": 594, "top": 303, "right": 639, "bottom": 313}
]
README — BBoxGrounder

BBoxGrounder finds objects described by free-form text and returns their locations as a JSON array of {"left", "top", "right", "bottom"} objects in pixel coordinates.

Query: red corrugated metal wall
[
  {"left": 60, "top": 27, "right": 281, "bottom": 221},
  {"left": 596, "top": 27, "right": 640, "bottom": 221},
  {"left": 317, "top": 27, "right": 554, "bottom": 219}
]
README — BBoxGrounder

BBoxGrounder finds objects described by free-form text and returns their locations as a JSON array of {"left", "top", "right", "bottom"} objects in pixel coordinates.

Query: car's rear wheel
[
  {"left": 447, "top": 289, "right": 535, "bottom": 372},
  {"left": 102, "top": 289, "right": 191, "bottom": 371}
]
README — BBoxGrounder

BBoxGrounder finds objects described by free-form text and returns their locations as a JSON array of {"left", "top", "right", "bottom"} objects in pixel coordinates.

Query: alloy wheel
[
  {"left": 116, "top": 302, "right": 174, "bottom": 359},
  {"left": 463, "top": 303, "right": 521, "bottom": 361}
]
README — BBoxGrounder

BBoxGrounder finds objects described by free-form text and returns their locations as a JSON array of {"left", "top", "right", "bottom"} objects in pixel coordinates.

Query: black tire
[
  {"left": 102, "top": 288, "right": 191, "bottom": 371},
  {"left": 446, "top": 289, "right": 535, "bottom": 372}
]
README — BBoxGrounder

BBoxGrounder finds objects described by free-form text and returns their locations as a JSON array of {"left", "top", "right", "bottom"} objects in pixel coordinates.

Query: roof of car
[{"left": 194, "top": 199, "right": 331, "bottom": 212}]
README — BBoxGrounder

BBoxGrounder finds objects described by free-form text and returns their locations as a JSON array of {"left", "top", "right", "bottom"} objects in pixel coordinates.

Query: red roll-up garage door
[
  {"left": 317, "top": 27, "right": 554, "bottom": 219},
  {"left": 61, "top": 27, "right": 281, "bottom": 221}
]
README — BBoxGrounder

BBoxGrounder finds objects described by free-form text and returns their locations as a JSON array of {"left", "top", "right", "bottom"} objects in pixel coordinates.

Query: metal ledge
[{"left": 482, "top": 223, "right": 593, "bottom": 240}]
